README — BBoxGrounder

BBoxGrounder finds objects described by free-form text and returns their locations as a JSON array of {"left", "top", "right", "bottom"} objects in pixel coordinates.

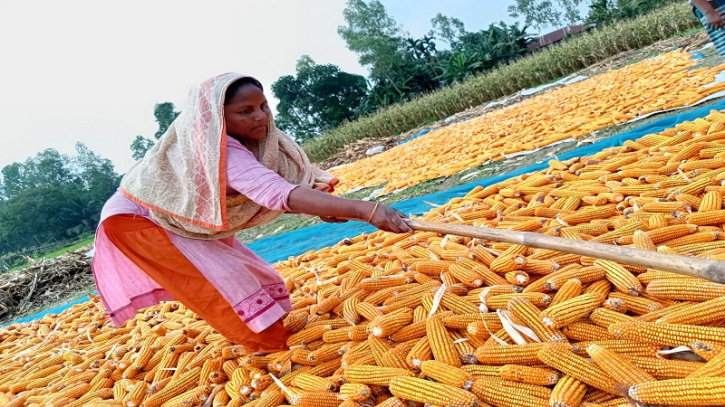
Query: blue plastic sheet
[
  {"left": 397, "top": 128, "right": 431, "bottom": 145},
  {"left": 8, "top": 98, "right": 725, "bottom": 326},
  {"left": 5, "top": 294, "right": 96, "bottom": 326}
]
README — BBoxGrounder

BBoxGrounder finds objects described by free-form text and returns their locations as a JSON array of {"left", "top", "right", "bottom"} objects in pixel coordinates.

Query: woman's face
[{"left": 223, "top": 84, "right": 272, "bottom": 141}]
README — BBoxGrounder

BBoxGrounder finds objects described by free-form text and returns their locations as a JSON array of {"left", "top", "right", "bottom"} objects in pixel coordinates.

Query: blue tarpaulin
[{"left": 397, "top": 128, "right": 431, "bottom": 145}]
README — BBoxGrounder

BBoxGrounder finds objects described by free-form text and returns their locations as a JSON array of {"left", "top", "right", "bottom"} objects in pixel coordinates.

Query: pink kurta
[{"left": 92, "top": 136, "right": 297, "bottom": 333}]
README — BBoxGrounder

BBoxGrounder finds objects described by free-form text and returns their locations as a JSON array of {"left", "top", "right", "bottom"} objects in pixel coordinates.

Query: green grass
[
  {"left": 302, "top": 2, "right": 702, "bottom": 162},
  {"left": 5, "top": 237, "right": 95, "bottom": 273}
]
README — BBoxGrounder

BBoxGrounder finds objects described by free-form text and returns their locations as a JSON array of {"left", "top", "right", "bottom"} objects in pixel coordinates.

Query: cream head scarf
[{"left": 120, "top": 73, "right": 336, "bottom": 240}]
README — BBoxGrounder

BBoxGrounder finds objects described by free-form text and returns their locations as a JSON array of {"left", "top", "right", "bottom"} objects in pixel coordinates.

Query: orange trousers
[{"left": 102, "top": 215, "right": 291, "bottom": 352}]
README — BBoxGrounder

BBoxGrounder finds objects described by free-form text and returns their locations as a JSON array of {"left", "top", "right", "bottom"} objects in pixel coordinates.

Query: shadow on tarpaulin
[
  {"left": 7, "top": 97, "right": 725, "bottom": 326},
  {"left": 247, "top": 98, "right": 725, "bottom": 264}
]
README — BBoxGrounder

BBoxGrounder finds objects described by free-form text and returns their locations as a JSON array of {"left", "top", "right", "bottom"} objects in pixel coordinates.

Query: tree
[
  {"left": 153, "top": 102, "right": 180, "bottom": 140},
  {"left": 429, "top": 14, "right": 467, "bottom": 45},
  {"left": 272, "top": 56, "right": 369, "bottom": 141},
  {"left": 338, "top": 0, "right": 407, "bottom": 71},
  {"left": 436, "top": 22, "right": 535, "bottom": 84},
  {"left": 72, "top": 142, "right": 121, "bottom": 207},
  {"left": 507, "top": 0, "right": 588, "bottom": 30},
  {"left": 129, "top": 102, "right": 180, "bottom": 160},
  {"left": 130, "top": 136, "right": 156, "bottom": 161},
  {"left": 0, "top": 145, "right": 120, "bottom": 254},
  {"left": 0, "top": 149, "right": 75, "bottom": 201},
  {"left": 0, "top": 186, "right": 79, "bottom": 250},
  {"left": 338, "top": 0, "right": 440, "bottom": 109},
  {"left": 585, "top": 0, "right": 676, "bottom": 25}
]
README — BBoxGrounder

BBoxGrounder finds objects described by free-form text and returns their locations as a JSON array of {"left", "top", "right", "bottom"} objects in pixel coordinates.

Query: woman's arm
[
  {"left": 287, "top": 186, "right": 412, "bottom": 233},
  {"left": 692, "top": 0, "right": 725, "bottom": 28}
]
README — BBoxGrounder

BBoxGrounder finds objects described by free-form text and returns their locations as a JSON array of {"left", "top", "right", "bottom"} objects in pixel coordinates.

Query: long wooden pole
[{"left": 404, "top": 219, "right": 725, "bottom": 284}]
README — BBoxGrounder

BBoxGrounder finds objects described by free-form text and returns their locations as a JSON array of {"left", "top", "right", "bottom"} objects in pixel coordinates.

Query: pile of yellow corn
[
  {"left": 6, "top": 112, "right": 725, "bottom": 406},
  {"left": 329, "top": 49, "right": 725, "bottom": 195}
]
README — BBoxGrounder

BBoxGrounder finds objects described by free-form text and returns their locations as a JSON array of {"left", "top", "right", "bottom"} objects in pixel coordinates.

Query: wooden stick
[{"left": 405, "top": 219, "right": 725, "bottom": 284}]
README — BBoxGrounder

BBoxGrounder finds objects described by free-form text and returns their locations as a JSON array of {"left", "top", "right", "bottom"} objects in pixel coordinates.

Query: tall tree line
[
  {"left": 0, "top": 144, "right": 121, "bottom": 255},
  {"left": 271, "top": 0, "right": 680, "bottom": 141},
  {"left": 272, "top": 0, "right": 538, "bottom": 140}
]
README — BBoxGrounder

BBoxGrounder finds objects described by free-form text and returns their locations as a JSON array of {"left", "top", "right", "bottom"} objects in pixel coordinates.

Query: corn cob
[
  {"left": 339, "top": 383, "right": 371, "bottom": 401},
  {"left": 508, "top": 297, "right": 566, "bottom": 342},
  {"left": 550, "top": 376, "right": 587, "bottom": 407},
  {"left": 550, "top": 278, "right": 583, "bottom": 307},
  {"left": 537, "top": 343, "right": 619, "bottom": 395},
  {"left": 426, "top": 316, "right": 462, "bottom": 367},
  {"left": 421, "top": 360, "right": 475, "bottom": 390},
  {"left": 645, "top": 278, "right": 725, "bottom": 301},
  {"left": 609, "top": 321, "right": 725, "bottom": 347},
  {"left": 470, "top": 378, "right": 550, "bottom": 407},
  {"left": 475, "top": 342, "right": 547, "bottom": 365},
  {"left": 389, "top": 376, "right": 478, "bottom": 407},
  {"left": 342, "top": 366, "right": 414, "bottom": 386},
  {"left": 586, "top": 344, "right": 655, "bottom": 394},
  {"left": 593, "top": 260, "right": 641, "bottom": 296},
  {"left": 542, "top": 294, "right": 603, "bottom": 329},
  {"left": 498, "top": 364, "right": 561, "bottom": 386},
  {"left": 626, "top": 356, "right": 704, "bottom": 379},
  {"left": 629, "top": 377, "right": 725, "bottom": 406},
  {"left": 656, "top": 296, "right": 725, "bottom": 325}
]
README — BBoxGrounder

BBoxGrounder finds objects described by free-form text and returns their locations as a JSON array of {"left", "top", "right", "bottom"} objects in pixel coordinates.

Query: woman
[
  {"left": 692, "top": 0, "right": 725, "bottom": 58},
  {"left": 92, "top": 73, "right": 412, "bottom": 352}
]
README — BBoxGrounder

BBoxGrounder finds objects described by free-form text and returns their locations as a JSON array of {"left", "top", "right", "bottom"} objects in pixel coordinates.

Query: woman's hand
[
  {"left": 368, "top": 204, "right": 413, "bottom": 233},
  {"left": 287, "top": 187, "right": 412, "bottom": 233},
  {"left": 319, "top": 216, "right": 348, "bottom": 223},
  {"left": 705, "top": 10, "right": 725, "bottom": 29}
]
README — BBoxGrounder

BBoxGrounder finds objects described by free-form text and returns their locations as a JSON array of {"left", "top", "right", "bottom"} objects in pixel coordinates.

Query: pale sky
[{"left": 0, "top": 0, "right": 546, "bottom": 174}]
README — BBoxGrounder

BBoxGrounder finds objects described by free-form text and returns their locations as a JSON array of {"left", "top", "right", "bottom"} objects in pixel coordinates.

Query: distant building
[{"left": 526, "top": 24, "right": 597, "bottom": 51}]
